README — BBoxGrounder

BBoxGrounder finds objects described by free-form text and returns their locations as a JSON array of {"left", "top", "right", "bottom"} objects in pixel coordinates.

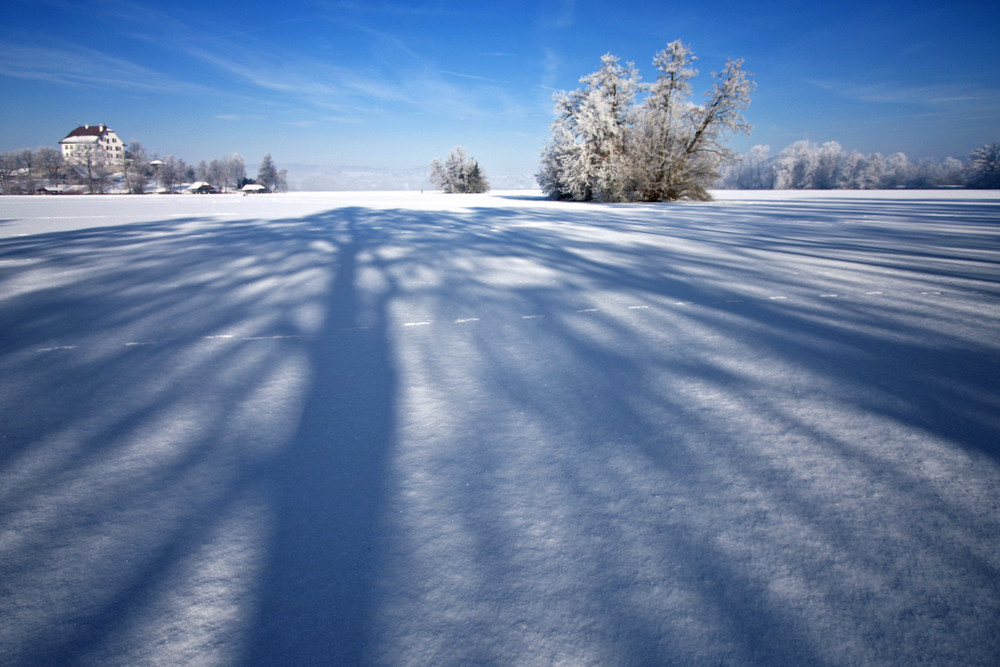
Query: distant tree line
[
  {"left": 718, "top": 139, "right": 1000, "bottom": 190},
  {"left": 0, "top": 143, "right": 287, "bottom": 194}
]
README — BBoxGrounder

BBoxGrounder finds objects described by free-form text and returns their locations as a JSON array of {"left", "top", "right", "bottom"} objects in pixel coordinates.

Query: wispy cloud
[
  {"left": 169, "top": 16, "right": 527, "bottom": 121},
  {"left": 440, "top": 70, "right": 508, "bottom": 84},
  {"left": 540, "top": 0, "right": 576, "bottom": 29},
  {"left": 805, "top": 78, "right": 1000, "bottom": 108},
  {"left": 0, "top": 41, "right": 211, "bottom": 95},
  {"left": 2, "top": 0, "right": 531, "bottom": 138}
]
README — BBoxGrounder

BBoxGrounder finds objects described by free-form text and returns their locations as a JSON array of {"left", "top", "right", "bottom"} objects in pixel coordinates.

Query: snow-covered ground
[{"left": 2, "top": 190, "right": 999, "bottom": 665}]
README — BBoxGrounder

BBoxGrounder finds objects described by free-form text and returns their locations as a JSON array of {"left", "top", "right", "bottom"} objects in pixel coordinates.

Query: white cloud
[
  {"left": 0, "top": 41, "right": 210, "bottom": 95},
  {"left": 805, "top": 78, "right": 1000, "bottom": 109}
]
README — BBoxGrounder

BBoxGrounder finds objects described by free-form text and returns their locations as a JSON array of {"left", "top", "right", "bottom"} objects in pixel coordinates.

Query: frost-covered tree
[
  {"left": 538, "top": 42, "right": 752, "bottom": 202},
  {"left": 635, "top": 44, "right": 752, "bottom": 201},
  {"left": 630, "top": 42, "right": 696, "bottom": 199},
  {"left": 257, "top": 153, "right": 279, "bottom": 192},
  {"left": 178, "top": 158, "right": 195, "bottom": 184},
  {"left": 207, "top": 158, "right": 228, "bottom": 191},
  {"left": 16, "top": 149, "right": 35, "bottom": 194},
  {"left": 914, "top": 156, "right": 964, "bottom": 188},
  {"left": 71, "top": 143, "right": 111, "bottom": 194},
  {"left": 882, "top": 152, "right": 911, "bottom": 189},
  {"left": 718, "top": 144, "right": 773, "bottom": 189},
  {"left": 430, "top": 146, "right": 490, "bottom": 193},
  {"left": 0, "top": 149, "right": 42, "bottom": 194},
  {"left": 774, "top": 141, "right": 818, "bottom": 189},
  {"left": 859, "top": 153, "right": 885, "bottom": 190},
  {"left": 227, "top": 154, "right": 246, "bottom": 191},
  {"left": 719, "top": 140, "right": 968, "bottom": 190},
  {"left": 123, "top": 141, "right": 150, "bottom": 194},
  {"left": 157, "top": 155, "right": 179, "bottom": 193},
  {"left": 34, "top": 146, "right": 65, "bottom": 186},
  {"left": 0, "top": 152, "right": 20, "bottom": 194},
  {"left": 813, "top": 141, "right": 844, "bottom": 189},
  {"left": 538, "top": 53, "right": 640, "bottom": 200},
  {"left": 772, "top": 141, "right": 844, "bottom": 189},
  {"left": 966, "top": 140, "right": 1000, "bottom": 189}
]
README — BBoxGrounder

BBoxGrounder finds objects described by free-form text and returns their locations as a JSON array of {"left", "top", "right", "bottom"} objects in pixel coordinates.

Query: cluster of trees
[
  {"left": 430, "top": 146, "right": 490, "bottom": 193},
  {"left": 142, "top": 152, "right": 286, "bottom": 193},
  {"left": 967, "top": 141, "right": 1000, "bottom": 189},
  {"left": 0, "top": 143, "right": 287, "bottom": 194},
  {"left": 537, "top": 41, "right": 754, "bottom": 202},
  {"left": 717, "top": 141, "right": 977, "bottom": 190},
  {"left": 0, "top": 147, "right": 66, "bottom": 194}
]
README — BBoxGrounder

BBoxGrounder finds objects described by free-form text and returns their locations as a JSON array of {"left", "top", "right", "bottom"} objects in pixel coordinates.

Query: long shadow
[
  {"left": 341, "top": 199, "right": 1000, "bottom": 663},
  {"left": 242, "top": 209, "right": 397, "bottom": 663},
  {"left": 0, "top": 207, "right": 398, "bottom": 664},
  {"left": 2, "top": 195, "right": 999, "bottom": 664}
]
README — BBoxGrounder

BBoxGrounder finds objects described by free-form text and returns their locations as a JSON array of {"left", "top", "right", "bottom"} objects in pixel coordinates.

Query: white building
[{"left": 60, "top": 124, "right": 125, "bottom": 166}]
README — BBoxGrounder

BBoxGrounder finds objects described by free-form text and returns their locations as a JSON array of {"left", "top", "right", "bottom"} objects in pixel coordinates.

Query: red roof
[{"left": 62, "top": 124, "right": 110, "bottom": 139}]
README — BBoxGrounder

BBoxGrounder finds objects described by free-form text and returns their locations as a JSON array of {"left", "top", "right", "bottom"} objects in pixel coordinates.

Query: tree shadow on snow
[
  {"left": 242, "top": 209, "right": 397, "bottom": 663},
  {"left": 1, "top": 195, "right": 999, "bottom": 665},
  {"left": 0, "top": 207, "right": 398, "bottom": 664}
]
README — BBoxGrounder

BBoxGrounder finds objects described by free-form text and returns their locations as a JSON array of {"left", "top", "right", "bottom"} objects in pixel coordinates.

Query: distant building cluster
[{"left": 0, "top": 123, "right": 289, "bottom": 195}]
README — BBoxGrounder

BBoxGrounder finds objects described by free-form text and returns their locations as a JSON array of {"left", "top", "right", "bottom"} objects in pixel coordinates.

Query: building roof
[{"left": 60, "top": 124, "right": 115, "bottom": 143}]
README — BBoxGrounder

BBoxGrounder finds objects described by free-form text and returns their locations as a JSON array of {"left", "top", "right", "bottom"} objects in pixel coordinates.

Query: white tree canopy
[
  {"left": 430, "top": 146, "right": 490, "bottom": 193},
  {"left": 538, "top": 41, "right": 754, "bottom": 202}
]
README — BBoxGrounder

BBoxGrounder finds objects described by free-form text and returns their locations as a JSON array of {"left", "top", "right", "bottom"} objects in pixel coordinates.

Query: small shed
[
  {"left": 241, "top": 183, "right": 267, "bottom": 194},
  {"left": 187, "top": 181, "right": 217, "bottom": 194}
]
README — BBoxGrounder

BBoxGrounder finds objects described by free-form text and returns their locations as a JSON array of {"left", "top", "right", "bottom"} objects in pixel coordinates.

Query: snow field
[{"left": 1, "top": 190, "right": 1000, "bottom": 665}]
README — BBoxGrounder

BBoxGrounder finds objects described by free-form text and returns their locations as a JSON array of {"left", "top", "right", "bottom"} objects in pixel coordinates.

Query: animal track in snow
[
  {"left": 27, "top": 288, "right": 978, "bottom": 354},
  {"left": 396, "top": 287, "right": 977, "bottom": 334}
]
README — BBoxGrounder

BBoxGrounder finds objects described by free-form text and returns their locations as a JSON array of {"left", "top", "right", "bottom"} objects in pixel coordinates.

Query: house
[
  {"left": 60, "top": 124, "right": 125, "bottom": 167},
  {"left": 186, "top": 181, "right": 217, "bottom": 194}
]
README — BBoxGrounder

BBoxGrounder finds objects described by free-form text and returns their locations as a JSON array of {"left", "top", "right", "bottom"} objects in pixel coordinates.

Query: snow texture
[{"left": 2, "top": 190, "right": 1000, "bottom": 665}]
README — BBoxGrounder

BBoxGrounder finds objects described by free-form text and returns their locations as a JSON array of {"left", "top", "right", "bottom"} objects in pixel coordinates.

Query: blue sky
[{"left": 1, "top": 0, "right": 998, "bottom": 176}]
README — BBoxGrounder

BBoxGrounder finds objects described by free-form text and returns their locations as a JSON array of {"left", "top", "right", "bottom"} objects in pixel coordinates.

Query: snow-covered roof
[
  {"left": 241, "top": 183, "right": 266, "bottom": 191},
  {"left": 60, "top": 124, "right": 116, "bottom": 143},
  {"left": 61, "top": 135, "right": 100, "bottom": 145}
]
